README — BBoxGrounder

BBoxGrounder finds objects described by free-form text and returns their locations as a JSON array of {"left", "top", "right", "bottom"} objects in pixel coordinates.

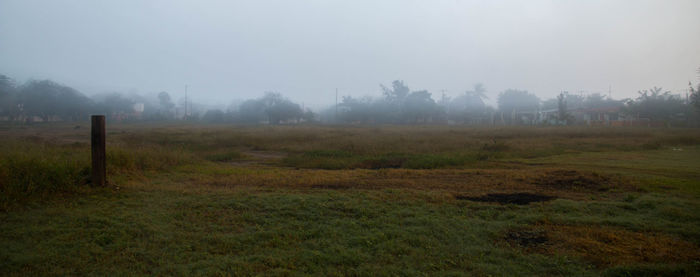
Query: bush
[{"left": 0, "top": 145, "right": 90, "bottom": 210}]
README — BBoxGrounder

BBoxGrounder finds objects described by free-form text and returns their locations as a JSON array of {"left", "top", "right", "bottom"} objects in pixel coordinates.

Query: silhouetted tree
[
  {"left": 402, "top": 90, "right": 438, "bottom": 123},
  {"left": 581, "top": 93, "right": 620, "bottom": 109},
  {"left": 261, "top": 92, "right": 303, "bottom": 124},
  {"left": 625, "top": 87, "right": 684, "bottom": 122},
  {"left": 556, "top": 92, "right": 571, "bottom": 124},
  {"left": 301, "top": 109, "right": 317, "bottom": 123},
  {"left": 381, "top": 80, "right": 410, "bottom": 104},
  {"left": 20, "top": 80, "right": 93, "bottom": 121},
  {"left": 238, "top": 98, "right": 267, "bottom": 123},
  {"left": 0, "top": 75, "right": 19, "bottom": 119},
  {"left": 691, "top": 82, "right": 700, "bottom": 111},
  {"left": 379, "top": 80, "right": 411, "bottom": 122},
  {"left": 157, "top": 91, "right": 175, "bottom": 119},
  {"left": 448, "top": 83, "right": 489, "bottom": 124},
  {"left": 202, "top": 109, "right": 226, "bottom": 123},
  {"left": 338, "top": 96, "right": 374, "bottom": 123},
  {"left": 497, "top": 89, "right": 539, "bottom": 124},
  {"left": 233, "top": 92, "right": 303, "bottom": 124},
  {"left": 95, "top": 93, "right": 136, "bottom": 119}
]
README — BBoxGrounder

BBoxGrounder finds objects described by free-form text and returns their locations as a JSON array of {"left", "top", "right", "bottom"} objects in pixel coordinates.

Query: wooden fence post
[{"left": 91, "top": 115, "right": 106, "bottom": 186}]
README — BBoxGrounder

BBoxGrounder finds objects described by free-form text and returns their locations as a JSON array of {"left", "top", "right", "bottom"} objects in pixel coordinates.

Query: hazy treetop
[{"left": 1, "top": 0, "right": 699, "bottom": 108}]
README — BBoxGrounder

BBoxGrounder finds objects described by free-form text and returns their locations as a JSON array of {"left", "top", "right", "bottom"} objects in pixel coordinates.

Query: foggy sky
[{"left": 1, "top": 0, "right": 699, "bottom": 109}]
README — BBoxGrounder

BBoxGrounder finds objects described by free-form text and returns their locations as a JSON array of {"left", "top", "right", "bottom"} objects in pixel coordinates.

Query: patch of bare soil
[
  {"left": 197, "top": 168, "right": 630, "bottom": 201},
  {"left": 505, "top": 229, "right": 548, "bottom": 248},
  {"left": 505, "top": 225, "right": 700, "bottom": 268},
  {"left": 532, "top": 170, "right": 624, "bottom": 192},
  {"left": 310, "top": 184, "right": 353, "bottom": 190},
  {"left": 456, "top": 193, "right": 555, "bottom": 205}
]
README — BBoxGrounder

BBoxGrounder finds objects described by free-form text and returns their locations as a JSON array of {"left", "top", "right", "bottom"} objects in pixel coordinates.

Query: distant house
[
  {"left": 515, "top": 111, "right": 538, "bottom": 125},
  {"left": 133, "top": 103, "right": 145, "bottom": 116},
  {"left": 537, "top": 108, "right": 561, "bottom": 125},
  {"left": 572, "top": 106, "right": 622, "bottom": 126},
  {"left": 110, "top": 102, "right": 146, "bottom": 122}
]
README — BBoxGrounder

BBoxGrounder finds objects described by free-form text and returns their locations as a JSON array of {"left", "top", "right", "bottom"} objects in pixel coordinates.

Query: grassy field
[{"left": 1, "top": 122, "right": 699, "bottom": 276}]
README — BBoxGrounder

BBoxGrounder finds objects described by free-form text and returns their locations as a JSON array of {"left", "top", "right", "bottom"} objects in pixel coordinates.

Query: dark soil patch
[
  {"left": 505, "top": 230, "right": 548, "bottom": 248},
  {"left": 311, "top": 184, "right": 353, "bottom": 190},
  {"left": 533, "top": 170, "right": 616, "bottom": 192},
  {"left": 456, "top": 193, "right": 555, "bottom": 205}
]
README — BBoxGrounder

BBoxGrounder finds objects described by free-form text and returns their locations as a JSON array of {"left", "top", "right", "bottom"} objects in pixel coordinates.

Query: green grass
[
  {"left": 1, "top": 188, "right": 697, "bottom": 276},
  {"left": 1, "top": 123, "right": 699, "bottom": 276},
  {"left": 516, "top": 145, "right": 700, "bottom": 195},
  {"left": 205, "top": 150, "right": 246, "bottom": 162},
  {"left": 283, "top": 151, "right": 475, "bottom": 169},
  {"left": 0, "top": 141, "right": 90, "bottom": 210},
  {"left": 0, "top": 189, "right": 590, "bottom": 276}
]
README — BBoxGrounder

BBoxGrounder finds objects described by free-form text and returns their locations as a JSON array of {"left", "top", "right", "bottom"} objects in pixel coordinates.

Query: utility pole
[
  {"left": 184, "top": 84, "right": 188, "bottom": 120},
  {"left": 335, "top": 88, "right": 338, "bottom": 123}
]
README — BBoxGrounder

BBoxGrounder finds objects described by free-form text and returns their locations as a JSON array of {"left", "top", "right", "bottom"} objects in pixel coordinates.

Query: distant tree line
[
  {"left": 0, "top": 74, "right": 317, "bottom": 124},
  {"left": 328, "top": 80, "right": 699, "bottom": 127},
  {"left": 1, "top": 72, "right": 699, "bottom": 126},
  {"left": 210, "top": 92, "right": 314, "bottom": 124}
]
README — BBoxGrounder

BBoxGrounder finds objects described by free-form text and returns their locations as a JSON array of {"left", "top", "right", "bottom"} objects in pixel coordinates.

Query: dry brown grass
[
  {"left": 4, "top": 123, "right": 698, "bottom": 153},
  {"left": 507, "top": 224, "right": 700, "bottom": 268},
  {"left": 168, "top": 164, "right": 636, "bottom": 202}
]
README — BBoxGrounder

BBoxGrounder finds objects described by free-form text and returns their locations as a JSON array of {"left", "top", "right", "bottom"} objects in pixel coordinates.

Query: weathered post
[{"left": 91, "top": 115, "right": 106, "bottom": 186}]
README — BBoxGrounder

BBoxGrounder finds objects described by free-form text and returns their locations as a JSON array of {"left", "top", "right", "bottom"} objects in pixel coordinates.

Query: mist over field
[
  {"left": 1, "top": 0, "right": 700, "bottom": 110},
  {"left": 2, "top": 1, "right": 700, "bottom": 276}
]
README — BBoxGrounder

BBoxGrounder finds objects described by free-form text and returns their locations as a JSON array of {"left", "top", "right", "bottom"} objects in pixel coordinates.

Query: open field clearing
[{"left": 1, "top": 123, "right": 699, "bottom": 276}]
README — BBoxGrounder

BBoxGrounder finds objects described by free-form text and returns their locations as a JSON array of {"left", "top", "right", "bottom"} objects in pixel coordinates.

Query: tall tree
[
  {"left": 625, "top": 87, "right": 684, "bottom": 122},
  {"left": 379, "top": 80, "right": 411, "bottom": 123},
  {"left": 202, "top": 109, "right": 226, "bottom": 123},
  {"left": 690, "top": 82, "right": 700, "bottom": 111},
  {"left": 402, "top": 90, "right": 437, "bottom": 123},
  {"left": 260, "top": 92, "right": 303, "bottom": 124},
  {"left": 451, "top": 83, "right": 489, "bottom": 123},
  {"left": 497, "top": 89, "right": 539, "bottom": 113},
  {"left": 158, "top": 91, "right": 175, "bottom": 110},
  {"left": 497, "top": 89, "right": 540, "bottom": 125},
  {"left": 20, "top": 80, "right": 93, "bottom": 121},
  {"left": 94, "top": 93, "right": 136, "bottom": 118},
  {"left": 0, "top": 75, "right": 18, "bottom": 119},
  {"left": 556, "top": 92, "right": 571, "bottom": 124},
  {"left": 338, "top": 96, "right": 373, "bottom": 123},
  {"left": 238, "top": 98, "right": 267, "bottom": 123},
  {"left": 157, "top": 91, "right": 175, "bottom": 119},
  {"left": 381, "top": 80, "right": 410, "bottom": 104}
]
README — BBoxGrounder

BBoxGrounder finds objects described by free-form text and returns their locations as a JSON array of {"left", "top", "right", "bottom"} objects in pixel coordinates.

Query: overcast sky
[{"left": 1, "top": 0, "right": 699, "bottom": 108}]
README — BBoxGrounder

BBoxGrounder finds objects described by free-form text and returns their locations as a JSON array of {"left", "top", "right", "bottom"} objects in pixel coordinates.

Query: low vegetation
[{"left": 1, "top": 123, "right": 699, "bottom": 275}]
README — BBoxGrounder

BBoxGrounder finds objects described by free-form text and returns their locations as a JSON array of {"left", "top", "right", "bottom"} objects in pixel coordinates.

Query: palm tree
[
  {"left": 690, "top": 82, "right": 700, "bottom": 110},
  {"left": 464, "top": 83, "right": 488, "bottom": 109},
  {"left": 466, "top": 83, "right": 488, "bottom": 99}
]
